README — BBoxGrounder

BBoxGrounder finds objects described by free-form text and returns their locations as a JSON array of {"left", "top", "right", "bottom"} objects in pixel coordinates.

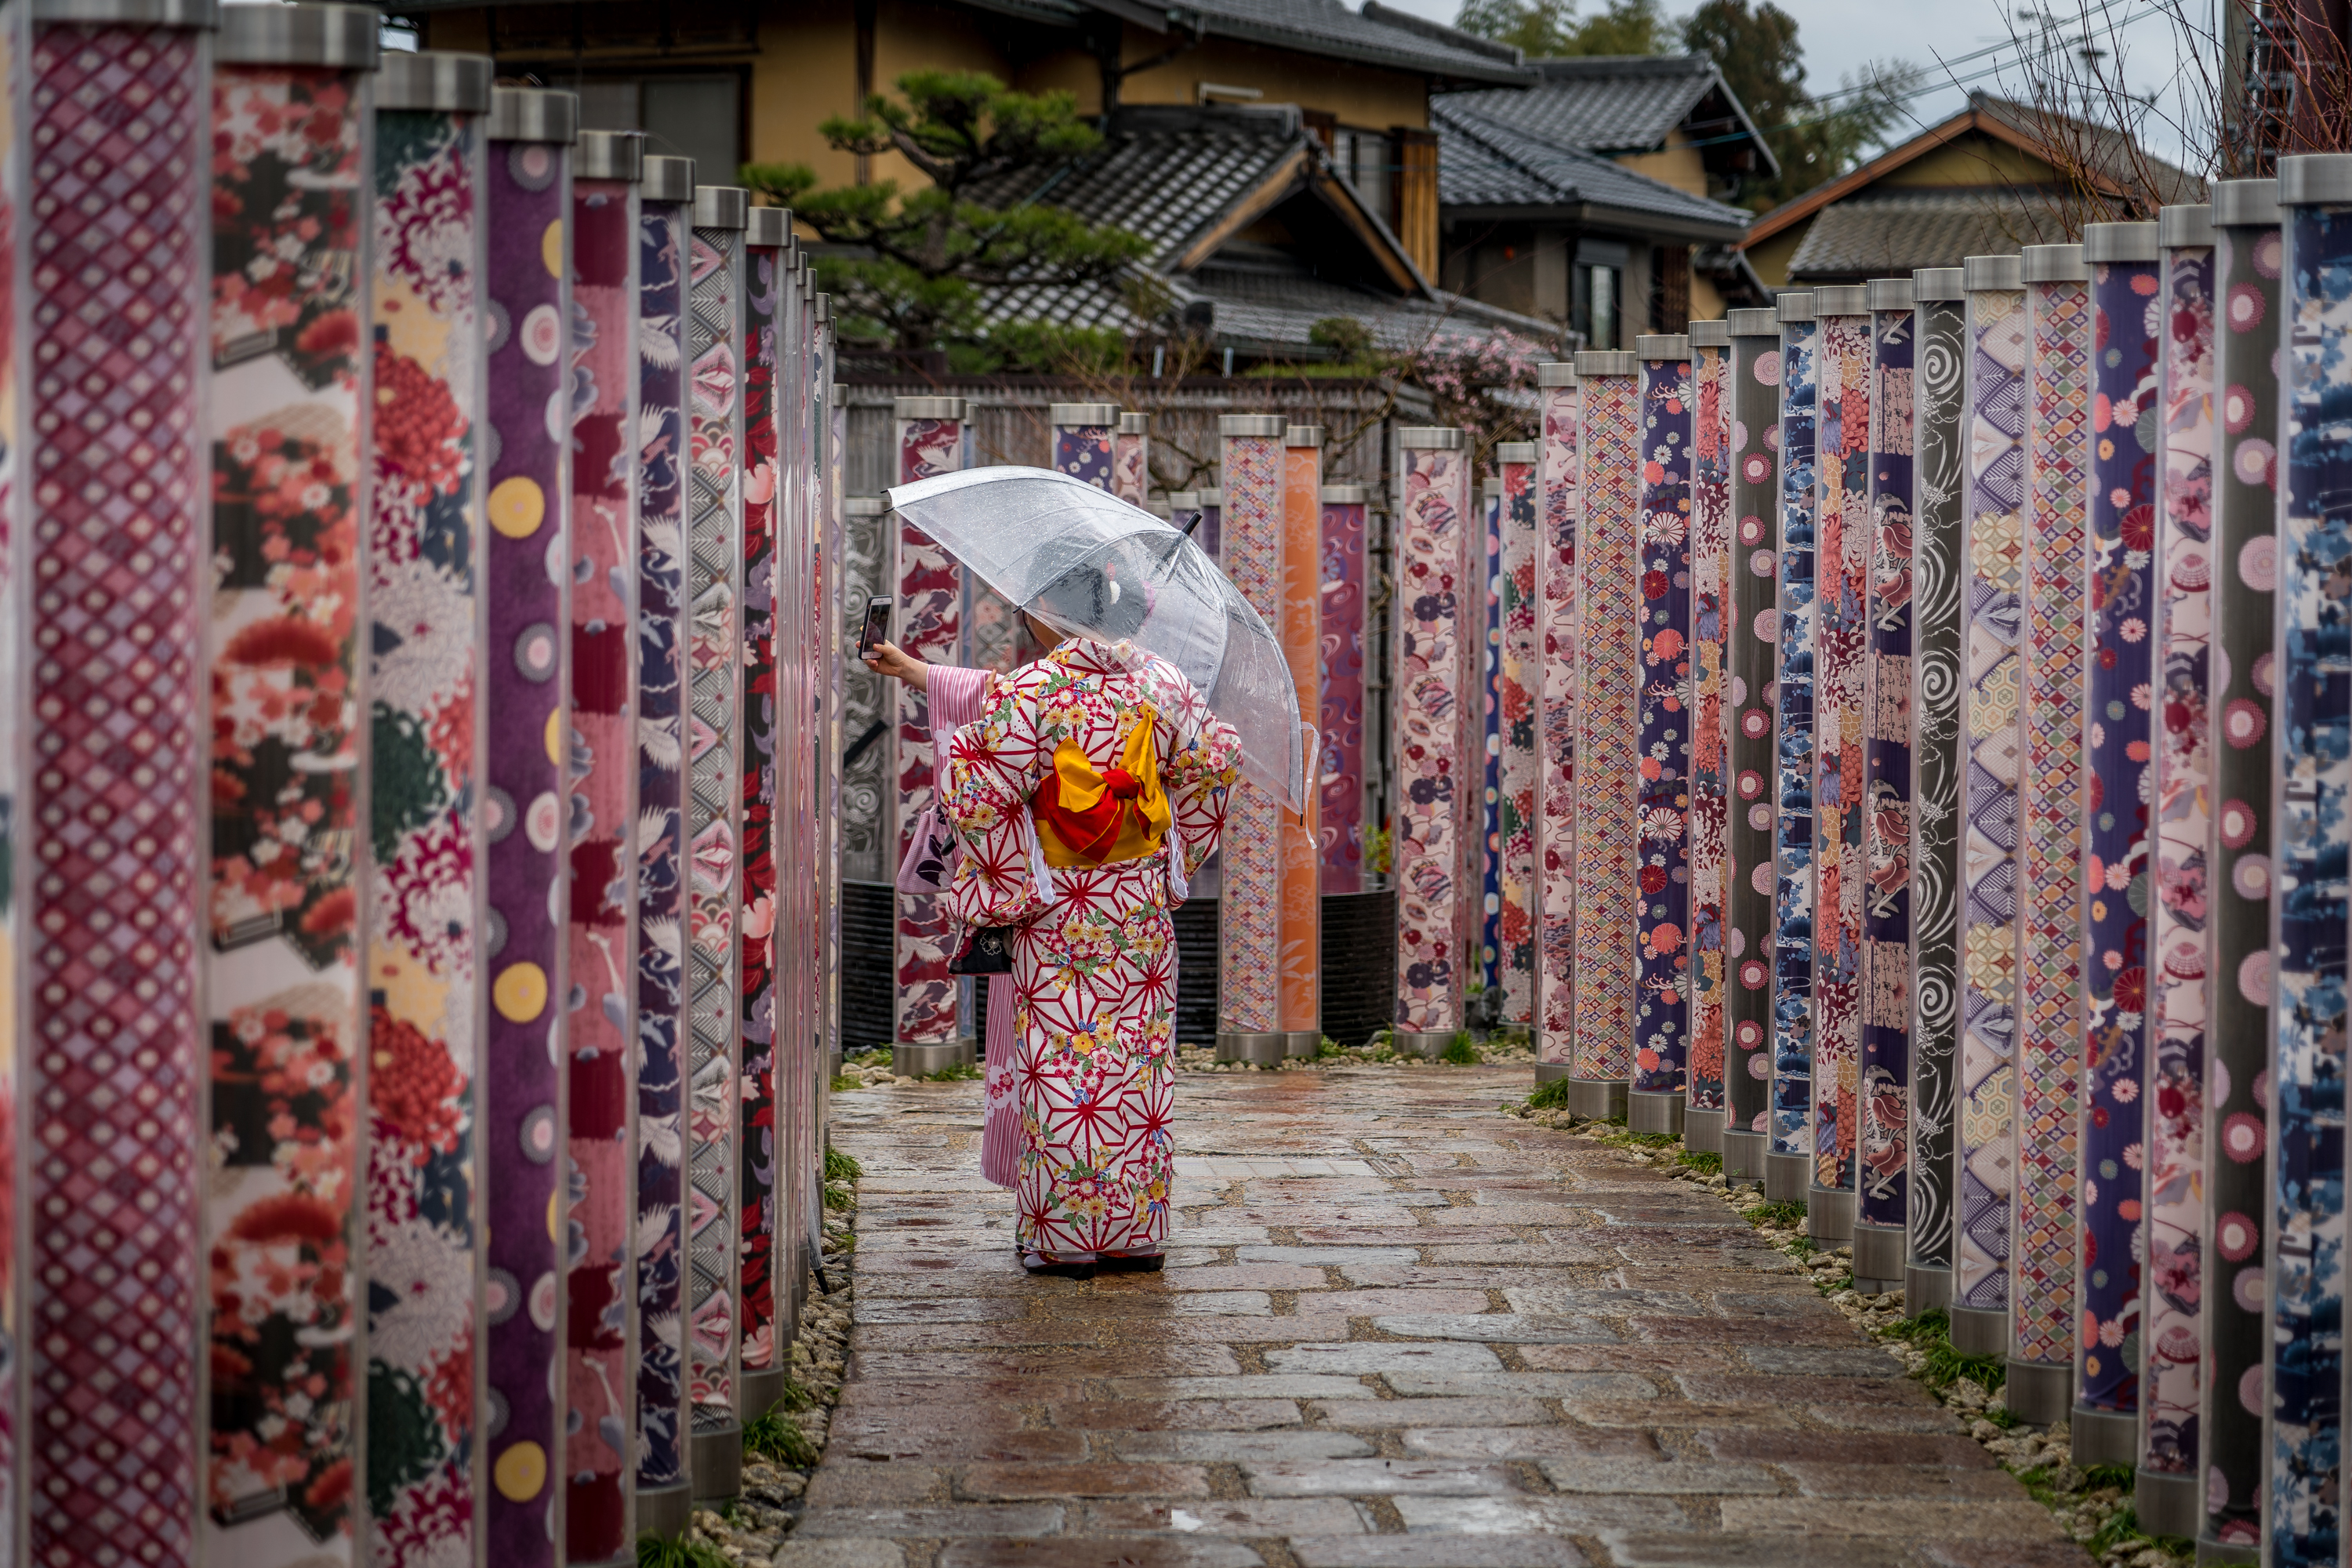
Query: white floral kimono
[{"left": 942, "top": 638, "right": 1239, "bottom": 1256}]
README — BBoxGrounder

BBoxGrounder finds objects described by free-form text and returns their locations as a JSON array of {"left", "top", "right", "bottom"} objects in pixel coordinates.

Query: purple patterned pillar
[
  {"left": 891, "top": 394, "right": 970, "bottom": 1069},
  {"left": 633, "top": 151, "right": 695, "bottom": 1530},
  {"left": 2009, "top": 241, "right": 2089, "bottom": 1416},
  {"left": 1571, "top": 352, "right": 1642, "bottom": 1116},
  {"left": 1534, "top": 365, "right": 1581, "bottom": 1078},
  {"left": 1051, "top": 401, "right": 1116, "bottom": 488},
  {"left": 1768, "top": 299, "right": 1817, "bottom": 1202},
  {"left": 1686, "top": 321, "right": 1730, "bottom": 1150},
  {"left": 22, "top": 6, "right": 210, "bottom": 1565},
  {"left": 1631, "top": 336, "right": 1693, "bottom": 1134},
  {"left": 1478, "top": 477, "right": 1503, "bottom": 996},
  {"left": 483, "top": 85, "right": 576, "bottom": 1566},
  {"left": 1497, "top": 445, "right": 1538, "bottom": 1029},
  {"left": 1392, "top": 425, "right": 1475, "bottom": 1055},
  {"left": 1115, "top": 410, "right": 1149, "bottom": 506},
  {"left": 2132, "top": 201, "right": 2215, "bottom": 1538},
  {"left": 1319, "top": 485, "right": 1369, "bottom": 895},
  {"left": 2074, "top": 220, "right": 2161, "bottom": 1465},
  {"left": 1218, "top": 414, "right": 1287, "bottom": 1062}
]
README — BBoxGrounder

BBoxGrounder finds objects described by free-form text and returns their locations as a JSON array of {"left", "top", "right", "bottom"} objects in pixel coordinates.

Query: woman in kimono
[{"left": 868, "top": 581, "right": 1239, "bottom": 1278}]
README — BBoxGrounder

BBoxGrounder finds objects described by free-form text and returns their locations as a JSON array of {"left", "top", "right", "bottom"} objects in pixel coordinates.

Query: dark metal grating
[
  {"left": 842, "top": 879, "right": 895, "bottom": 1054},
  {"left": 1320, "top": 890, "right": 1396, "bottom": 1048}
]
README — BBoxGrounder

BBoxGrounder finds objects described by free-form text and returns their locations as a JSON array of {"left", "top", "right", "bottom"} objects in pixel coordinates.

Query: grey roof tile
[
  {"left": 1781, "top": 187, "right": 2076, "bottom": 281},
  {"left": 1439, "top": 54, "right": 1724, "bottom": 153},
  {"left": 1432, "top": 99, "right": 1751, "bottom": 236}
]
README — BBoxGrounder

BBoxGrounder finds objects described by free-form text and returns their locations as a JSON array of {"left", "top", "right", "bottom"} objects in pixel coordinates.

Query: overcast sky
[{"left": 1374, "top": 0, "right": 2221, "bottom": 171}]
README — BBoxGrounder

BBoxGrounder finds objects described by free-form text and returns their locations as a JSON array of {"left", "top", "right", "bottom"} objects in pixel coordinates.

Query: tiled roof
[
  {"left": 1781, "top": 187, "right": 2075, "bottom": 281},
  {"left": 1439, "top": 53, "right": 1766, "bottom": 159},
  {"left": 1174, "top": 0, "right": 1533, "bottom": 84},
  {"left": 1431, "top": 98, "right": 1753, "bottom": 240}
]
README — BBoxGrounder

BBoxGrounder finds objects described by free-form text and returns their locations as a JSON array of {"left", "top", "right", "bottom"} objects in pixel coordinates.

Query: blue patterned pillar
[{"left": 1767, "top": 294, "right": 1818, "bottom": 1203}]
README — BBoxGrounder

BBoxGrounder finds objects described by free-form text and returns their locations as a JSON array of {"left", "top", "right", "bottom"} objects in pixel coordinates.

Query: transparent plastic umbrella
[{"left": 884, "top": 465, "right": 1309, "bottom": 811}]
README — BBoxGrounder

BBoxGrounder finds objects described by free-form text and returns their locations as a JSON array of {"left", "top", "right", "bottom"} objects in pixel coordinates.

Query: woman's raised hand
[{"left": 862, "top": 639, "right": 930, "bottom": 691}]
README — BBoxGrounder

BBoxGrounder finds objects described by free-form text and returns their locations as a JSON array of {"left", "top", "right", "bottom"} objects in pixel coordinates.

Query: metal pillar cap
[
  {"left": 2280, "top": 153, "right": 2352, "bottom": 205},
  {"left": 1537, "top": 361, "right": 1578, "bottom": 387},
  {"left": 1196, "top": 488, "right": 1222, "bottom": 506},
  {"left": 488, "top": 86, "right": 578, "bottom": 143},
  {"left": 2160, "top": 202, "right": 2214, "bottom": 249},
  {"left": 1219, "top": 414, "right": 1287, "bottom": 437},
  {"left": 1635, "top": 333, "right": 1690, "bottom": 359},
  {"left": 33, "top": 0, "right": 216, "bottom": 20},
  {"left": 1962, "top": 254, "right": 2022, "bottom": 291},
  {"left": 1495, "top": 441, "right": 1537, "bottom": 464},
  {"left": 1049, "top": 403, "right": 1120, "bottom": 425},
  {"left": 2212, "top": 176, "right": 2282, "bottom": 227},
  {"left": 1320, "top": 484, "right": 1370, "bottom": 503},
  {"left": 1913, "top": 266, "right": 1965, "bottom": 300},
  {"left": 375, "top": 50, "right": 492, "bottom": 112},
  {"left": 1867, "top": 278, "right": 1915, "bottom": 310},
  {"left": 2082, "top": 221, "right": 2159, "bottom": 263},
  {"left": 2021, "top": 243, "right": 2088, "bottom": 284},
  {"left": 1169, "top": 490, "right": 1199, "bottom": 508},
  {"left": 1397, "top": 426, "right": 1466, "bottom": 448},
  {"left": 1285, "top": 423, "right": 1324, "bottom": 447},
  {"left": 1118, "top": 411, "right": 1148, "bottom": 434},
  {"left": 1774, "top": 291, "right": 1814, "bottom": 322},
  {"left": 642, "top": 154, "right": 696, "bottom": 202},
  {"left": 1687, "top": 319, "right": 1730, "bottom": 346},
  {"left": 1811, "top": 284, "right": 1870, "bottom": 315},
  {"left": 694, "top": 185, "right": 750, "bottom": 229},
  {"left": 1573, "top": 350, "right": 1638, "bottom": 376},
  {"left": 217, "top": 3, "right": 379, "bottom": 65},
  {"left": 894, "top": 395, "right": 964, "bottom": 420},
  {"left": 843, "top": 496, "right": 887, "bottom": 515},
  {"left": 577, "top": 129, "right": 643, "bottom": 183},
  {"left": 744, "top": 205, "right": 791, "bottom": 247},
  {"left": 1727, "top": 307, "right": 1780, "bottom": 335},
  {"left": 1481, "top": 478, "right": 1503, "bottom": 505}
]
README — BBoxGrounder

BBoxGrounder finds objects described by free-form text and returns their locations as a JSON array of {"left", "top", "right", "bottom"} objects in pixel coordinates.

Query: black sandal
[
  {"left": 1021, "top": 1250, "right": 1097, "bottom": 1279},
  {"left": 1099, "top": 1251, "right": 1164, "bottom": 1273}
]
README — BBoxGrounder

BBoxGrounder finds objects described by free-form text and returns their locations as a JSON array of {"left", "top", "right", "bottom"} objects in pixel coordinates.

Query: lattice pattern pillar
[
  {"left": 1722, "top": 311, "right": 1783, "bottom": 1180},
  {"left": 1319, "top": 484, "right": 1370, "bottom": 895},
  {"left": 1766, "top": 297, "right": 1818, "bottom": 1202},
  {"left": 1685, "top": 323, "right": 1730, "bottom": 1149},
  {"left": 1630, "top": 336, "right": 1693, "bottom": 1134},
  {"left": 1497, "top": 443, "right": 1538, "bottom": 1030},
  {"left": 2013, "top": 242, "right": 2093, "bottom": 1425},
  {"left": 2074, "top": 220, "right": 2162, "bottom": 1462},
  {"left": 1218, "top": 415, "right": 1286, "bottom": 1062},
  {"left": 1904, "top": 267, "right": 1968, "bottom": 1312},
  {"left": 1534, "top": 365, "right": 1580, "bottom": 1078},
  {"left": 1392, "top": 425, "right": 1474, "bottom": 1054},
  {"left": 2198, "top": 176, "right": 2280, "bottom": 1560},
  {"left": 2134, "top": 201, "right": 2216, "bottom": 1536},
  {"left": 1855, "top": 276, "right": 1917, "bottom": 1295},
  {"left": 1279, "top": 424, "right": 1322, "bottom": 1057},
  {"left": 1570, "top": 353, "right": 1641, "bottom": 1115}
]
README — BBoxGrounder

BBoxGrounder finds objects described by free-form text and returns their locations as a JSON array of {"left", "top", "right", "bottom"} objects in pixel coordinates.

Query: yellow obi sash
[{"left": 1032, "top": 704, "right": 1171, "bottom": 868}]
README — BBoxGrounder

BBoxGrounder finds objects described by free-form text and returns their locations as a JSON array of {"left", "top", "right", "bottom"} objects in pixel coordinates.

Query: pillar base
[
  {"left": 1392, "top": 1029, "right": 1454, "bottom": 1059},
  {"left": 891, "top": 1037, "right": 975, "bottom": 1076},
  {"left": 2135, "top": 1470, "right": 2200, "bottom": 1541},
  {"left": 740, "top": 1367, "right": 788, "bottom": 1420},
  {"left": 1763, "top": 1152, "right": 1808, "bottom": 1204},
  {"left": 2006, "top": 1361, "right": 2072, "bottom": 1425},
  {"left": 1682, "top": 1106, "right": 1724, "bottom": 1156},
  {"left": 1532, "top": 1059, "right": 1573, "bottom": 1083},
  {"left": 1806, "top": 1184, "right": 1854, "bottom": 1247},
  {"left": 636, "top": 1483, "right": 693, "bottom": 1540},
  {"left": 1902, "top": 1262, "right": 1951, "bottom": 1313},
  {"left": 1628, "top": 1090, "right": 1685, "bottom": 1136},
  {"left": 1720, "top": 1128, "right": 1765, "bottom": 1185},
  {"left": 2196, "top": 1534, "right": 2262, "bottom": 1564},
  {"left": 1852, "top": 1221, "right": 1904, "bottom": 1294},
  {"left": 1283, "top": 1029, "right": 1321, "bottom": 1058},
  {"left": 2072, "top": 1404, "right": 2139, "bottom": 1466},
  {"left": 1947, "top": 1304, "right": 2006, "bottom": 1357},
  {"left": 1565, "top": 1076, "right": 1628, "bottom": 1120},
  {"left": 1217, "top": 1030, "right": 1287, "bottom": 1065},
  {"left": 689, "top": 1420, "right": 742, "bottom": 1501}
]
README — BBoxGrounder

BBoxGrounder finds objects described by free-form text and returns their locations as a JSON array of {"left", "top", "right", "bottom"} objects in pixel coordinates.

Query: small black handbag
[{"left": 948, "top": 924, "right": 1015, "bottom": 975}]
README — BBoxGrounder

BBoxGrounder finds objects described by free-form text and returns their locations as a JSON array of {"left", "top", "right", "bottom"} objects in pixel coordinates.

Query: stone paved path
[{"left": 791, "top": 1066, "right": 2091, "bottom": 1568}]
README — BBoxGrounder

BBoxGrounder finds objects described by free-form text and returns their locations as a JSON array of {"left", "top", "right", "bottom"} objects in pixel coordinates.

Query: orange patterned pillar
[{"left": 1279, "top": 427, "right": 1324, "bottom": 1054}]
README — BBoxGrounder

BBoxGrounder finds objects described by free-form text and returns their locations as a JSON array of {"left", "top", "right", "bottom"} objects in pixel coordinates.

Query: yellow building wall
[
  {"left": 1690, "top": 268, "right": 1725, "bottom": 322},
  {"left": 753, "top": 0, "right": 1015, "bottom": 191},
  {"left": 1613, "top": 131, "right": 1707, "bottom": 198},
  {"left": 1745, "top": 222, "right": 1806, "bottom": 289},
  {"left": 1876, "top": 131, "right": 2060, "bottom": 188}
]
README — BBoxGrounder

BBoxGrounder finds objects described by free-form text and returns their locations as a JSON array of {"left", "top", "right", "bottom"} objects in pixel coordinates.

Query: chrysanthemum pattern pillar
[
  {"left": 1319, "top": 485, "right": 1369, "bottom": 894},
  {"left": 1686, "top": 323, "right": 1730, "bottom": 1145},
  {"left": 1631, "top": 338, "right": 1693, "bottom": 1133},
  {"left": 2011, "top": 242, "right": 2089, "bottom": 1417},
  {"left": 1905, "top": 267, "right": 1968, "bottom": 1309},
  {"left": 1856, "top": 278, "right": 1915, "bottom": 1292},
  {"left": 1497, "top": 445, "right": 1539, "bottom": 1028},
  {"left": 1950, "top": 256, "right": 2024, "bottom": 1357},
  {"left": 1768, "top": 299, "right": 1817, "bottom": 1198},
  {"left": 2198, "top": 176, "right": 2280, "bottom": 1560},
  {"left": 1051, "top": 401, "right": 1116, "bottom": 488},
  {"left": 1534, "top": 366, "right": 1581, "bottom": 1076},
  {"left": 1571, "top": 355, "right": 1642, "bottom": 1113},
  {"left": 1218, "top": 416, "right": 1285, "bottom": 1057},
  {"left": 1393, "top": 426, "right": 1474, "bottom": 1051}
]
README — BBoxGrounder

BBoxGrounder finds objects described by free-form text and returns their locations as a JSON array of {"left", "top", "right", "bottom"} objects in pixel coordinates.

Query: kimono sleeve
[
  {"left": 942, "top": 666, "right": 1053, "bottom": 927},
  {"left": 1155, "top": 673, "right": 1243, "bottom": 878}
]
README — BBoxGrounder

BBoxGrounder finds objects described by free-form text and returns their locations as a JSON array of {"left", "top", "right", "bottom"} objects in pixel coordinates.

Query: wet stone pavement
[{"left": 792, "top": 1066, "right": 2089, "bottom": 1568}]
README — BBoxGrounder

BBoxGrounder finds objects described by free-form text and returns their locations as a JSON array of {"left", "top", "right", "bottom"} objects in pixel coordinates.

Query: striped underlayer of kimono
[{"left": 942, "top": 639, "right": 1240, "bottom": 1255}]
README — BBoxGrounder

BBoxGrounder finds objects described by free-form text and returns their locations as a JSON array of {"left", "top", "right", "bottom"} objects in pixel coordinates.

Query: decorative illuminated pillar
[
  {"left": 2074, "top": 219, "right": 2162, "bottom": 1464},
  {"left": 0, "top": 4, "right": 19, "bottom": 1543},
  {"left": 1051, "top": 401, "right": 1117, "bottom": 486},
  {"left": 1479, "top": 475, "right": 1504, "bottom": 997},
  {"left": 1904, "top": 267, "right": 1967, "bottom": 1311},
  {"left": 1571, "top": 350, "right": 1641, "bottom": 1116},
  {"left": 735, "top": 202, "right": 788, "bottom": 1420},
  {"left": 1392, "top": 424, "right": 1475, "bottom": 1055},
  {"left": 632, "top": 149, "right": 696, "bottom": 1534},
  {"left": 2268, "top": 152, "right": 2352, "bottom": 1568},
  {"left": 1115, "top": 409, "right": 1149, "bottom": 506},
  {"left": 2132, "top": 200, "right": 2215, "bottom": 1538},
  {"left": 1534, "top": 365, "right": 1581, "bottom": 1080},
  {"left": 483, "top": 85, "right": 577, "bottom": 1563},
  {"left": 1196, "top": 486, "right": 1223, "bottom": 561},
  {"left": 1722, "top": 310, "right": 1784, "bottom": 1183},
  {"left": 1319, "top": 483, "right": 1370, "bottom": 895},
  {"left": 1685, "top": 322, "right": 1730, "bottom": 1151},
  {"left": 1630, "top": 335, "right": 1693, "bottom": 1134},
  {"left": 201, "top": 14, "right": 378, "bottom": 1561},
  {"left": 2010, "top": 240, "right": 2090, "bottom": 1424},
  {"left": 1766, "top": 294, "right": 1817, "bottom": 1203},
  {"left": 1496, "top": 442, "right": 1539, "bottom": 1030},
  {"left": 1854, "top": 275, "right": 1916, "bottom": 1294},
  {"left": 1218, "top": 414, "right": 1287, "bottom": 1062},
  {"left": 684, "top": 179, "right": 747, "bottom": 1493},
  {"left": 2197, "top": 175, "right": 2279, "bottom": 1563},
  {"left": 891, "top": 393, "right": 971, "bottom": 1072},
  {"left": 1947, "top": 252, "right": 2025, "bottom": 1360},
  {"left": 1279, "top": 424, "right": 1323, "bottom": 1056},
  {"left": 1806, "top": 287, "right": 1870, "bottom": 1239},
  {"left": 20, "top": 2, "right": 211, "bottom": 1563}
]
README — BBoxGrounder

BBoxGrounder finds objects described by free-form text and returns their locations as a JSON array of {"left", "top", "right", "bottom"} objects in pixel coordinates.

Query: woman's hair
[{"left": 1029, "top": 557, "right": 1148, "bottom": 641}]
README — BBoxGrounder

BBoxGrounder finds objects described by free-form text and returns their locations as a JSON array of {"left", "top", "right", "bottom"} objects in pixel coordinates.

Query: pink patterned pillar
[
  {"left": 1217, "top": 414, "right": 1287, "bottom": 1062},
  {"left": 1686, "top": 319, "right": 1732, "bottom": 1147},
  {"left": 1279, "top": 426, "right": 1323, "bottom": 1054},
  {"left": 1393, "top": 426, "right": 1474, "bottom": 1053},
  {"left": 1534, "top": 364, "right": 1581, "bottom": 1076},
  {"left": 891, "top": 394, "right": 971, "bottom": 1069},
  {"left": 1569, "top": 351, "right": 1643, "bottom": 1114},
  {"left": 1496, "top": 443, "right": 1538, "bottom": 1029},
  {"left": 1115, "top": 410, "right": 1149, "bottom": 506},
  {"left": 20, "top": 8, "right": 209, "bottom": 1566},
  {"left": 1318, "top": 485, "right": 1369, "bottom": 895}
]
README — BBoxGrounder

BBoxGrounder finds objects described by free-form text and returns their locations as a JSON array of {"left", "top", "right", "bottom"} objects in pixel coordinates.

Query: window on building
[
  {"left": 1330, "top": 126, "right": 1392, "bottom": 232},
  {"left": 575, "top": 74, "right": 742, "bottom": 186},
  {"left": 1573, "top": 264, "right": 1617, "bottom": 349}
]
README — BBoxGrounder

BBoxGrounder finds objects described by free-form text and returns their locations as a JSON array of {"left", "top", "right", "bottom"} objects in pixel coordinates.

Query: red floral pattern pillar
[
  {"left": 1218, "top": 415, "right": 1284, "bottom": 1047},
  {"left": 1534, "top": 365, "right": 1581, "bottom": 1073},
  {"left": 892, "top": 395, "right": 968, "bottom": 1054},
  {"left": 1497, "top": 443, "right": 1539, "bottom": 1028},
  {"left": 1393, "top": 426, "right": 1474, "bottom": 1044},
  {"left": 1279, "top": 426, "right": 1322, "bottom": 1051}
]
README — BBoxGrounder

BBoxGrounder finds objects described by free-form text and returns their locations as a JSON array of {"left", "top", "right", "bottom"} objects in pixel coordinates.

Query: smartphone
[{"left": 857, "top": 595, "right": 892, "bottom": 657}]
